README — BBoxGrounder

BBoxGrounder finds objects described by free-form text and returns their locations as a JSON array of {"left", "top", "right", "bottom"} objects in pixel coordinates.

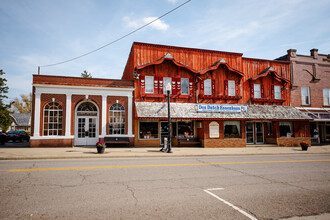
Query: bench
[
  {"left": 177, "top": 138, "right": 201, "bottom": 147},
  {"left": 104, "top": 137, "right": 130, "bottom": 147}
]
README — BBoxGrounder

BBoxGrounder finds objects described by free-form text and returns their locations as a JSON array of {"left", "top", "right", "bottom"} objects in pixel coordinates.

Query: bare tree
[{"left": 11, "top": 93, "right": 32, "bottom": 113}]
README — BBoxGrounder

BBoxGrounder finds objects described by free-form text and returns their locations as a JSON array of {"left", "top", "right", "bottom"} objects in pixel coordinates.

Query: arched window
[
  {"left": 44, "top": 102, "right": 63, "bottom": 136},
  {"left": 109, "top": 103, "right": 125, "bottom": 134}
]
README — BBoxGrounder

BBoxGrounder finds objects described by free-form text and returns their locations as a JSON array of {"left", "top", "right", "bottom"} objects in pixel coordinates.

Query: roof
[
  {"left": 249, "top": 67, "right": 290, "bottom": 83},
  {"left": 10, "top": 113, "right": 31, "bottom": 126},
  {"left": 136, "top": 53, "right": 199, "bottom": 73},
  {"left": 135, "top": 102, "right": 311, "bottom": 120},
  {"left": 199, "top": 59, "right": 245, "bottom": 76}
]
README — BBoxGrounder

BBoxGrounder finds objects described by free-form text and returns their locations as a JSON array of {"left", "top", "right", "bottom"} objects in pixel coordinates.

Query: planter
[
  {"left": 300, "top": 143, "right": 308, "bottom": 151},
  {"left": 97, "top": 146, "right": 105, "bottom": 154}
]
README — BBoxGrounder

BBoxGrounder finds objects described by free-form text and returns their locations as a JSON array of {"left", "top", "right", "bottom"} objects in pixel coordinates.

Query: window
[
  {"left": 228, "top": 80, "right": 235, "bottom": 96},
  {"left": 109, "top": 103, "right": 125, "bottom": 135},
  {"left": 139, "top": 121, "right": 158, "bottom": 139},
  {"left": 204, "top": 79, "right": 212, "bottom": 95},
  {"left": 323, "top": 89, "right": 330, "bottom": 106},
  {"left": 274, "top": 85, "right": 281, "bottom": 99},
  {"left": 254, "top": 84, "right": 261, "bottom": 98},
  {"left": 279, "top": 122, "right": 292, "bottom": 137},
  {"left": 224, "top": 121, "right": 241, "bottom": 138},
  {"left": 181, "top": 78, "right": 189, "bottom": 95},
  {"left": 145, "top": 76, "right": 154, "bottom": 93},
  {"left": 163, "top": 77, "right": 172, "bottom": 94},
  {"left": 267, "top": 122, "right": 272, "bottom": 136},
  {"left": 301, "top": 87, "right": 310, "bottom": 105},
  {"left": 43, "top": 102, "right": 63, "bottom": 136}
]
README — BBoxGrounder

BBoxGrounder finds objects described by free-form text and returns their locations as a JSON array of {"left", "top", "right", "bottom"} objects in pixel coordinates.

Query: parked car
[
  {"left": 0, "top": 133, "right": 6, "bottom": 145},
  {"left": 6, "top": 130, "right": 30, "bottom": 142}
]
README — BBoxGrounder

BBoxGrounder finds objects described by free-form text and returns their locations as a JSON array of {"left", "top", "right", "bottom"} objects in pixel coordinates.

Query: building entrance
[
  {"left": 246, "top": 122, "right": 264, "bottom": 144},
  {"left": 74, "top": 101, "right": 99, "bottom": 146}
]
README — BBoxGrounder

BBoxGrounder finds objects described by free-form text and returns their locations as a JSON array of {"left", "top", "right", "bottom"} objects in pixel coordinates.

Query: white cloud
[
  {"left": 168, "top": 0, "right": 178, "bottom": 4},
  {"left": 123, "top": 16, "right": 169, "bottom": 31}
]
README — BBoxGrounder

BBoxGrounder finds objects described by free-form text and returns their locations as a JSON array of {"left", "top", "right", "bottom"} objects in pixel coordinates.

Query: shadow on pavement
[{"left": 0, "top": 141, "right": 30, "bottom": 148}]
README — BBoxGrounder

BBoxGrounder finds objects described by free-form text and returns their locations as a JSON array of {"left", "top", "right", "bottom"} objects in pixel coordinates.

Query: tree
[
  {"left": 81, "top": 70, "right": 92, "bottom": 78},
  {"left": 11, "top": 93, "right": 32, "bottom": 113},
  {"left": 0, "top": 69, "right": 11, "bottom": 132}
]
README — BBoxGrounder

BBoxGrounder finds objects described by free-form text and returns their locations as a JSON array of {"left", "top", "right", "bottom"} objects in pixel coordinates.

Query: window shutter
[
  {"left": 261, "top": 84, "right": 264, "bottom": 98},
  {"left": 250, "top": 82, "right": 254, "bottom": 98},
  {"left": 189, "top": 78, "right": 194, "bottom": 96},
  {"left": 171, "top": 77, "right": 176, "bottom": 95},
  {"left": 271, "top": 85, "right": 274, "bottom": 99},
  {"left": 154, "top": 76, "right": 158, "bottom": 94},
  {"left": 235, "top": 80, "right": 239, "bottom": 96},
  {"left": 200, "top": 80, "right": 204, "bottom": 95},
  {"left": 212, "top": 79, "right": 215, "bottom": 95},
  {"left": 224, "top": 80, "right": 228, "bottom": 96},
  {"left": 158, "top": 77, "right": 163, "bottom": 94},
  {"left": 176, "top": 78, "right": 181, "bottom": 95},
  {"left": 140, "top": 75, "right": 145, "bottom": 94}
]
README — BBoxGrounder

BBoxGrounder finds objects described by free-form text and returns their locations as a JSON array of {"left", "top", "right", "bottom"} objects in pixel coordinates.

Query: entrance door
[
  {"left": 246, "top": 122, "right": 254, "bottom": 144},
  {"left": 256, "top": 122, "right": 264, "bottom": 144},
  {"left": 75, "top": 116, "right": 98, "bottom": 145},
  {"left": 160, "top": 121, "right": 169, "bottom": 146},
  {"left": 74, "top": 101, "right": 99, "bottom": 146}
]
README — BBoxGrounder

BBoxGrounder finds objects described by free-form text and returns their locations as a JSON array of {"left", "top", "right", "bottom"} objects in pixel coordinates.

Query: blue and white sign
[{"left": 197, "top": 104, "right": 248, "bottom": 113}]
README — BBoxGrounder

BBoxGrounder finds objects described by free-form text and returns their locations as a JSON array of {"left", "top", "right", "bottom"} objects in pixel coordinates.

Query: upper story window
[
  {"left": 109, "top": 103, "right": 125, "bottom": 135},
  {"left": 301, "top": 87, "right": 310, "bottom": 105},
  {"left": 323, "top": 88, "right": 330, "bottom": 106},
  {"left": 274, "top": 85, "right": 281, "bottom": 99},
  {"left": 204, "top": 79, "right": 212, "bottom": 95},
  {"left": 228, "top": 80, "right": 235, "bottom": 96},
  {"left": 43, "top": 102, "right": 63, "bottom": 136},
  {"left": 181, "top": 78, "right": 189, "bottom": 95},
  {"left": 163, "top": 77, "right": 172, "bottom": 94},
  {"left": 254, "top": 84, "right": 261, "bottom": 98},
  {"left": 145, "top": 76, "right": 154, "bottom": 93}
]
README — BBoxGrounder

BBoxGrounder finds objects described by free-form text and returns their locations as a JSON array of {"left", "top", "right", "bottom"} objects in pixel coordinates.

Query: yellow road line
[{"left": 7, "top": 159, "right": 330, "bottom": 172}]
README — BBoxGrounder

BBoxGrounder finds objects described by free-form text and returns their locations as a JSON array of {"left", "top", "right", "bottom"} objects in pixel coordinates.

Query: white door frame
[{"left": 74, "top": 101, "right": 99, "bottom": 146}]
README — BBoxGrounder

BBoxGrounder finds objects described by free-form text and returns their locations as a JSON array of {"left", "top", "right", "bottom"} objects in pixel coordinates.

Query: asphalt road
[{"left": 1, "top": 154, "right": 330, "bottom": 220}]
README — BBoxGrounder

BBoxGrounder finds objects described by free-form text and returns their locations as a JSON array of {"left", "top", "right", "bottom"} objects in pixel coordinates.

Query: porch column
[
  {"left": 33, "top": 91, "right": 41, "bottom": 137},
  {"left": 65, "top": 94, "right": 72, "bottom": 136},
  {"left": 101, "top": 95, "right": 107, "bottom": 136},
  {"left": 128, "top": 94, "right": 133, "bottom": 136}
]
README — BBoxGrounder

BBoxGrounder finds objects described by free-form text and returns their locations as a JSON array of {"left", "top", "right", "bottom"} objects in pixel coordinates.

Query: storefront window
[
  {"left": 224, "top": 121, "right": 241, "bottom": 138},
  {"left": 279, "top": 122, "right": 292, "bottom": 137},
  {"left": 139, "top": 121, "right": 158, "bottom": 139},
  {"left": 172, "top": 121, "right": 194, "bottom": 137}
]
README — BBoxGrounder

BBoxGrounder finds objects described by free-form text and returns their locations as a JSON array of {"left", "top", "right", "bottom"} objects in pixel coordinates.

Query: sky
[{"left": 1, "top": 0, "right": 330, "bottom": 104}]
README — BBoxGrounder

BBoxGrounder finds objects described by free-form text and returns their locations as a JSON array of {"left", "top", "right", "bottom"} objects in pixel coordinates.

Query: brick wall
[
  {"left": 277, "top": 137, "right": 311, "bottom": 147},
  {"left": 204, "top": 138, "right": 246, "bottom": 148},
  {"left": 30, "top": 138, "right": 73, "bottom": 148}
]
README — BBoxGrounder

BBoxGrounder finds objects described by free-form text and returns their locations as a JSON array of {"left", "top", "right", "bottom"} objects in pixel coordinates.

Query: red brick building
[
  {"left": 278, "top": 49, "right": 330, "bottom": 144},
  {"left": 122, "top": 42, "right": 311, "bottom": 148},
  {"left": 30, "top": 75, "right": 134, "bottom": 147}
]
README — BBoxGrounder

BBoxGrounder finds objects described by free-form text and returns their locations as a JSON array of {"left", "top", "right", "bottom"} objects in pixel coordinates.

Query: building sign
[
  {"left": 197, "top": 104, "right": 248, "bottom": 113},
  {"left": 209, "top": 121, "right": 219, "bottom": 138}
]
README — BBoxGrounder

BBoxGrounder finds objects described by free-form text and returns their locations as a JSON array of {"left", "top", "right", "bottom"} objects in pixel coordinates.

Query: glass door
[
  {"left": 246, "top": 122, "right": 254, "bottom": 144},
  {"left": 75, "top": 116, "right": 98, "bottom": 146},
  {"left": 256, "top": 122, "right": 264, "bottom": 144}
]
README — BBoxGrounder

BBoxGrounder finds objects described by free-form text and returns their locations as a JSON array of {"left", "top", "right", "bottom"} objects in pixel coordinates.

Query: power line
[{"left": 41, "top": 0, "right": 191, "bottom": 68}]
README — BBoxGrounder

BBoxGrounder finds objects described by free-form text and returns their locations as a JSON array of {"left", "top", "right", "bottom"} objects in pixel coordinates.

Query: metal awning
[{"left": 135, "top": 102, "right": 312, "bottom": 120}]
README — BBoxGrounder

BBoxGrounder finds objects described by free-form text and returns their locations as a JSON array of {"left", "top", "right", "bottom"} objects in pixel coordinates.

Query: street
[{"left": 1, "top": 154, "right": 330, "bottom": 220}]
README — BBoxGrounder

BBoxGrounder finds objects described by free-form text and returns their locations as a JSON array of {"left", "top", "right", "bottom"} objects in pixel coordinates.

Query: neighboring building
[
  {"left": 30, "top": 75, "right": 134, "bottom": 147},
  {"left": 278, "top": 49, "right": 330, "bottom": 144},
  {"left": 10, "top": 113, "right": 31, "bottom": 133},
  {"left": 122, "top": 42, "right": 310, "bottom": 148}
]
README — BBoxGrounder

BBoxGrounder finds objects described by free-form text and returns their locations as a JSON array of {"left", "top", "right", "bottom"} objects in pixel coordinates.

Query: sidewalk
[{"left": 1, "top": 144, "right": 330, "bottom": 160}]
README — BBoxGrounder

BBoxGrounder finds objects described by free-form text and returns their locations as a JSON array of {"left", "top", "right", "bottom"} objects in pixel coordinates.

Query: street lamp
[{"left": 165, "top": 83, "right": 172, "bottom": 153}]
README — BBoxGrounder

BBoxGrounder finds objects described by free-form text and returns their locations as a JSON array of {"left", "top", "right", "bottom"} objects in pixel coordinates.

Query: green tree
[
  {"left": 81, "top": 70, "right": 92, "bottom": 78},
  {"left": 0, "top": 69, "right": 11, "bottom": 131},
  {"left": 11, "top": 93, "right": 32, "bottom": 113}
]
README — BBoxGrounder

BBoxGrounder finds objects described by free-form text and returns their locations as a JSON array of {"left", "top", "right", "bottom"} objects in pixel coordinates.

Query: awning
[{"left": 135, "top": 102, "right": 312, "bottom": 120}]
